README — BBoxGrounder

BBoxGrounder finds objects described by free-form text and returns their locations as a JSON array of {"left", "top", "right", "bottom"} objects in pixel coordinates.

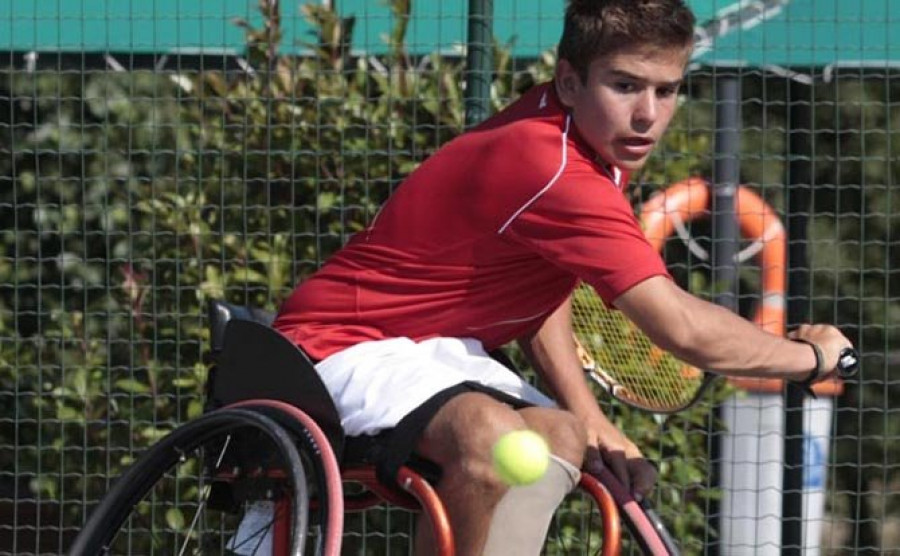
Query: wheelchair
[{"left": 68, "top": 300, "right": 624, "bottom": 555}]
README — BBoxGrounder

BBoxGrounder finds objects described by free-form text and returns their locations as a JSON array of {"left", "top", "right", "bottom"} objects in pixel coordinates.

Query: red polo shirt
[{"left": 274, "top": 82, "right": 669, "bottom": 361}]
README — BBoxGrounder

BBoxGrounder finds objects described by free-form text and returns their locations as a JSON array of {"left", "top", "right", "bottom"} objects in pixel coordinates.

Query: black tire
[
  {"left": 229, "top": 401, "right": 345, "bottom": 556},
  {"left": 69, "top": 408, "right": 309, "bottom": 556}
]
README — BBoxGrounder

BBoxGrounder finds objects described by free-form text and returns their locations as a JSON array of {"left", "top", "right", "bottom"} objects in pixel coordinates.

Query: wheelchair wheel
[
  {"left": 228, "top": 400, "right": 344, "bottom": 556},
  {"left": 69, "top": 408, "right": 309, "bottom": 556}
]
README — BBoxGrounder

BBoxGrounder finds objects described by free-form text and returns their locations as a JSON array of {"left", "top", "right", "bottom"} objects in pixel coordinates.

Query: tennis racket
[
  {"left": 570, "top": 282, "right": 715, "bottom": 413},
  {"left": 570, "top": 282, "right": 861, "bottom": 413}
]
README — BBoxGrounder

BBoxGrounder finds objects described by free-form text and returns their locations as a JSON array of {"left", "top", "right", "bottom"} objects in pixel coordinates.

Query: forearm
[
  {"left": 672, "top": 295, "right": 815, "bottom": 378},
  {"left": 615, "top": 277, "right": 818, "bottom": 380},
  {"left": 518, "top": 297, "right": 607, "bottom": 422}
]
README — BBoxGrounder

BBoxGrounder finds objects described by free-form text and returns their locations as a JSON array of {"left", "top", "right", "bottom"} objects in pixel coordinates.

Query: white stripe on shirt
[{"left": 497, "top": 114, "right": 572, "bottom": 234}]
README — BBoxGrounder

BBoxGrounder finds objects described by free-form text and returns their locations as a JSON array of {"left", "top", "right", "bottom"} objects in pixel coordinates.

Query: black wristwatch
[{"left": 790, "top": 338, "right": 825, "bottom": 397}]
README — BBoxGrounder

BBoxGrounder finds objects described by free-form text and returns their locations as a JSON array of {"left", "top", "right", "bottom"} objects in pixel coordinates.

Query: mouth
[{"left": 617, "top": 137, "right": 656, "bottom": 157}]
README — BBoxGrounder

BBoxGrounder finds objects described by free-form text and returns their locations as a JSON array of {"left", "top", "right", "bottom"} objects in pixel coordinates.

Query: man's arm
[
  {"left": 517, "top": 297, "right": 657, "bottom": 497},
  {"left": 613, "top": 276, "right": 853, "bottom": 381},
  {"left": 518, "top": 296, "right": 599, "bottom": 421}
]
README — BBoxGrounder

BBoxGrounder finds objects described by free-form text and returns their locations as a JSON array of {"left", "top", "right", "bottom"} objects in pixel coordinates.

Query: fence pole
[
  {"left": 712, "top": 73, "right": 741, "bottom": 313},
  {"left": 712, "top": 71, "right": 741, "bottom": 556},
  {"left": 782, "top": 79, "right": 813, "bottom": 556},
  {"left": 465, "top": 0, "right": 493, "bottom": 127}
]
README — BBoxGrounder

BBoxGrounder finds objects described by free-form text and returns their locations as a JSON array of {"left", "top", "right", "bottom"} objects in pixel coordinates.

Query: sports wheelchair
[{"left": 69, "top": 299, "right": 627, "bottom": 555}]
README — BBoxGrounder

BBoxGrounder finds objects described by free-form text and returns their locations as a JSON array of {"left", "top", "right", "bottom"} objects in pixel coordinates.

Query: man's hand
[
  {"left": 787, "top": 324, "right": 854, "bottom": 381},
  {"left": 582, "top": 414, "right": 657, "bottom": 499}
]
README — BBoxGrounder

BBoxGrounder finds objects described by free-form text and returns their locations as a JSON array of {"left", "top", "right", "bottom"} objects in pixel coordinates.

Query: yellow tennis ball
[{"left": 492, "top": 430, "right": 550, "bottom": 486}]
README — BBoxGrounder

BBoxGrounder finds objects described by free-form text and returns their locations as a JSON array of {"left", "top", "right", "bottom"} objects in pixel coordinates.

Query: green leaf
[
  {"left": 165, "top": 508, "right": 186, "bottom": 531},
  {"left": 115, "top": 379, "right": 152, "bottom": 394}
]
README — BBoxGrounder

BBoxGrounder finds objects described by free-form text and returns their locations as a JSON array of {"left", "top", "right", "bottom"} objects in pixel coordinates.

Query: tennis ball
[{"left": 491, "top": 429, "right": 550, "bottom": 486}]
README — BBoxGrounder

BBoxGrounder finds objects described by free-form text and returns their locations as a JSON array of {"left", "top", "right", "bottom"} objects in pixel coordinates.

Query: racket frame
[
  {"left": 583, "top": 359, "right": 718, "bottom": 414},
  {"left": 590, "top": 466, "right": 681, "bottom": 555},
  {"left": 571, "top": 283, "right": 716, "bottom": 414}
]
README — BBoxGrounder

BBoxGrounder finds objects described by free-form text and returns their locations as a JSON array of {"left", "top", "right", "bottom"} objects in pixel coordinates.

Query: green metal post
[{"left": 465, "top": 0, "right": 493, "bottom": 127}]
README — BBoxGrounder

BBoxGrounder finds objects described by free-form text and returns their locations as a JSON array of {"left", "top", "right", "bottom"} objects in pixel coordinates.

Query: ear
[{"left": 554, "top": 59, "right": 581, "bottom": 108}]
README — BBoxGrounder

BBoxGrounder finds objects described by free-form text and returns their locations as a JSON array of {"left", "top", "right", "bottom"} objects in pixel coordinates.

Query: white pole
[
  {"left": 719, "top": 392, "right": 836, "bottom": 555},
  {"left": 720, "top": 392, "right": 784, "bottom": 555}
]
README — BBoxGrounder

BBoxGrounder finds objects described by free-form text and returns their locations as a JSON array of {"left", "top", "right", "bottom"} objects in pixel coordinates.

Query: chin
[{"left": 613, "top": 158, "right": 649, "bottom": 172}]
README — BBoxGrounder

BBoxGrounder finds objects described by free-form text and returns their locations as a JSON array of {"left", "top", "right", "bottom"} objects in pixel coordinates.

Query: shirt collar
[{"left": 546, "top": 81, "right": 627, "bottom": 190}]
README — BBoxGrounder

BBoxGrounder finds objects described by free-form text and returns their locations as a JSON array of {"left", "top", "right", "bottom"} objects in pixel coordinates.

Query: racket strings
[{"left": 571, "top": 284, "right": 703, "bottom": 411}]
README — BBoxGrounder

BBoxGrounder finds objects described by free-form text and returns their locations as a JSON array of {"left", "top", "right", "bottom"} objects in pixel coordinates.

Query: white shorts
[{"left": 314, "top": 337, "right": 555, "bottom": 437}]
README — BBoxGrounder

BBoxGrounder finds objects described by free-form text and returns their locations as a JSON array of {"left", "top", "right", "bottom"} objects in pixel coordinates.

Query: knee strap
[{"left": 482, "top": 455, "right": 582, "bottom": 556}]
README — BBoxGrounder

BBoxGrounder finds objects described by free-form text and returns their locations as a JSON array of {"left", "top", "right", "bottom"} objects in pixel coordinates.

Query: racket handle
[{"left": 836, "top": 347, "right": 860, "bottom": 378}]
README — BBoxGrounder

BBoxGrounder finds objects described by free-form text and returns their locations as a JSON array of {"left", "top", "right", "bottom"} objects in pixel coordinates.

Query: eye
[
  {"left": 614, "top": 81, "right": 638, "bottom": 93},
  {"left": 656, "top": 85, "right": 680, "bottom": 99}
]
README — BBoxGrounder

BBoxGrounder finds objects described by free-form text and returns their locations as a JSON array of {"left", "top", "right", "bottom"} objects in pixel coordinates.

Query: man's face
[{"left": 556, "top": 45, "right": 691, "bottom": 172}]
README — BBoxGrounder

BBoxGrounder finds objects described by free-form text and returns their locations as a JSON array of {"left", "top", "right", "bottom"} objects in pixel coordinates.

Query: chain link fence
[{"left": 1, "top": 1, "right": 897, "bottom": 554}]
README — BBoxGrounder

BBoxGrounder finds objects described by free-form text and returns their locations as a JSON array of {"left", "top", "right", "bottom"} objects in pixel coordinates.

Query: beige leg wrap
[{"left": 481, "top": 455, "right": 582, "bottom": 556}]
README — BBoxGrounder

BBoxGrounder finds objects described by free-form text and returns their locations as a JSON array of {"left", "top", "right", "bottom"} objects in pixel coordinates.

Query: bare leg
[
  {"left": 413, "top": 393, "right": 521, "bottom": 555},
  {"left": 412, "top": 394, "right": 587, "bottom": 555},
  {"left": 518, "top": 406, "right": 587, "bottom": 467}
]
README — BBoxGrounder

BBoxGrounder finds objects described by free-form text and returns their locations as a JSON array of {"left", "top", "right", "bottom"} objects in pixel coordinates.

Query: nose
[{"left": 632, "top": 90, "right": 657, "bottom": 130}]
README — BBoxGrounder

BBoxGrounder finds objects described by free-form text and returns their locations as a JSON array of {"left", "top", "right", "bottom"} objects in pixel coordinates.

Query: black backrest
[
  {"left": 207, "top": 300, "right": 276, "bottom": 357},
  {"left": 206, "top": 300, "right": 345, "bottom": 460}
]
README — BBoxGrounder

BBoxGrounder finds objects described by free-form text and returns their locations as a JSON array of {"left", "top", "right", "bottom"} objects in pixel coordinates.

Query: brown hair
[{"left": 558, "top": 0, "right": 696, "bottom": 81}]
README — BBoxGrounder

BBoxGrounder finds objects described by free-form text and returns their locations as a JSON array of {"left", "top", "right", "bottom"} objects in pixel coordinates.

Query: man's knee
[
  {"left": 418, "top": 392, "right": 526, "bottom": 467},
  {"left": 417, "top": 394, "right": 588, "bottom": 493},
  {"left": 520, "top": 408, "right": 587, "bottom": 469}
]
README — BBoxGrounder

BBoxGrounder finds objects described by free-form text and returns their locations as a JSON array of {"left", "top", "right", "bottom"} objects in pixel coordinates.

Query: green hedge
[{"left": 12, "top": 0, "right": 898, "bottom": 553}]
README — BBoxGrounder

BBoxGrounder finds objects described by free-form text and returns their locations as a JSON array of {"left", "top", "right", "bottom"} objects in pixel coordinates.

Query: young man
[{"left": 274, "top": 0, "right": 854, "bottom": 553}]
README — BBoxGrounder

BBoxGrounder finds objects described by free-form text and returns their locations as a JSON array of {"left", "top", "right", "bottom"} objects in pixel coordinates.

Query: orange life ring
[{"left": 639, "top": 177, "right": 842, "bottom": 396}]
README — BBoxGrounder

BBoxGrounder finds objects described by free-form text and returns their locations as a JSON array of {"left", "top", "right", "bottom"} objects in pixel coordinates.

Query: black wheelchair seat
[
  {"left": 204, "top": 298, "right": 514, "bottom": 485},
  {"left": 205, "top": 299, "right": 345, "bottom": 461}
]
